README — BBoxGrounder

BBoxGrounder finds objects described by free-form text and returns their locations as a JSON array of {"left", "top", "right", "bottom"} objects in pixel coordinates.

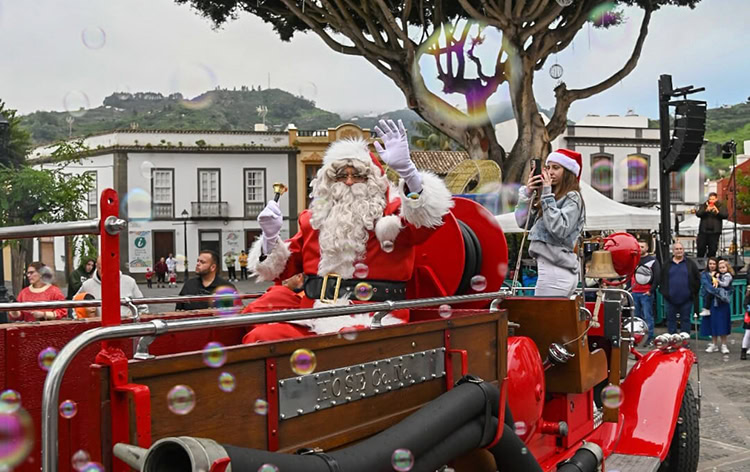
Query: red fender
[
  {"left": 614, "top": 348, "right": 696, "bottom": 459},
  {"left": 506, "top": 336, "right": 546, "bottom": 441}
]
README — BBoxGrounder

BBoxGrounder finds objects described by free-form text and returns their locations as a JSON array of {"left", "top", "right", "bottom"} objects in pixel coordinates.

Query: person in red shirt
[
  {"left": 145, "top": 267, "right": 154, "bottom": 289},
  {"left": 10, "top": 262, "right": 66, "bottom": 322}
]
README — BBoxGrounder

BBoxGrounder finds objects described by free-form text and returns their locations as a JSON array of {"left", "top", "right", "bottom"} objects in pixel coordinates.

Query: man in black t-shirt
[{"left": 176, "top": 250, "right": 237, "bottom": 311}]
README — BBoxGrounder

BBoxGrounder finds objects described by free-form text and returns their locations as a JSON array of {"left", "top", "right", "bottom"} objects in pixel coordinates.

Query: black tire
[{"left": 658, "top": 382, "right": 699, "bottom": 472}]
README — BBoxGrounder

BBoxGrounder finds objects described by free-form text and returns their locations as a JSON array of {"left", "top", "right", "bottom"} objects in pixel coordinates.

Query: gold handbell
[
  {"left": 586, "top": 250, "right": 620, "bottom": 279},
  {"left": 272, "top": 182, "right": 288, "bottom": 202}
]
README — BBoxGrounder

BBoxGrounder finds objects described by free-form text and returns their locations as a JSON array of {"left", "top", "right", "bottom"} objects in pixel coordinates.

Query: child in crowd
[
  {"left": 704, "top": 259, "right": 733, "bottom": 354},
  {"left": 168, "top": 271, "right": 177, "bottom": 288},
  {"left": 145, "top": 267, "right": 154, "bottom": 289}
]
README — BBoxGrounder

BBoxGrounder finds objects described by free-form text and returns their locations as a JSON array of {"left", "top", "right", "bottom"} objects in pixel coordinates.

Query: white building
[
  {"left": 495, "top": 113, "right": 705, "bottom": 211},
  {"left": 30, "top": 129, "right": 298, "bottom": 279}
]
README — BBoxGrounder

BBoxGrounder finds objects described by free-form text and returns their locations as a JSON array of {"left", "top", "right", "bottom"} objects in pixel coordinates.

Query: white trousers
[{"left": 535, "top": 257, "right": 579, "bottom": 297}]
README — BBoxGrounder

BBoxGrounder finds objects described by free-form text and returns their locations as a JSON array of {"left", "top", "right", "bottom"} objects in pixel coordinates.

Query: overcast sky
[{"left": 0, "top": 0, "right": 747, "bottom": 121}]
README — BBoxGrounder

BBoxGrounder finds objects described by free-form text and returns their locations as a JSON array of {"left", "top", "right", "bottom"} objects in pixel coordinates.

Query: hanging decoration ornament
[
  {"left": 556, "top": 0, "right": 574, "bottom": 6},
  {"left": 549, "top": 63, "right": 564, "bottom": 80}
]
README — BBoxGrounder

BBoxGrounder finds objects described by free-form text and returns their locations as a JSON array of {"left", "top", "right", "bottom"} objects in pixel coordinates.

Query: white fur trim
[
  {"left": 375, "top": 214, "right": 403, "bottom": 245},
  {"left": 323, "top": 138, "right": 372, "bottom": 168},
  {"left": 546, "top": 151, "right": 580, "bottom": 177},
  {"left": 398, "top": 171, "right": 454, "bottom": 228},
  {"left": 295, "top": 299, "right": 406, "bottom": 334},
  {"left": 247, "top": 236, "right": 291, "bottom": 282}
]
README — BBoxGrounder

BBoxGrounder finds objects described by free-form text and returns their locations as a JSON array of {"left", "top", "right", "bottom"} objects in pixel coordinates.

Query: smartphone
[{"left": 532, "top": 159, "right": 542, "bottom": 178}]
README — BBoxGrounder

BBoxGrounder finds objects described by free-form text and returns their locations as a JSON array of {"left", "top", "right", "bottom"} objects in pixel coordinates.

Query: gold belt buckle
[{"left": 320, "top": 273, "right": 343, "bottom": 304}]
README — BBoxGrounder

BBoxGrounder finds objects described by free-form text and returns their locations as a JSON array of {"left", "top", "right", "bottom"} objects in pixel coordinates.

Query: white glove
[
  {"left": 258, "top": 200, "right": 282, "bottom": 253},
  {"left": 373, "top": 119, "right": 422, "bottom": 194}
]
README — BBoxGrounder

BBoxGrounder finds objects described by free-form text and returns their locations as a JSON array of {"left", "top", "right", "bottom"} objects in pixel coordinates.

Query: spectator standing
[
  {"left": 168, "top": 271, "right": 177, "bottom": 288},
  {"left": 695, "top": 192, "right": 728, "bottom": 258},
  {"left": 76, "top": 256, "right": 148, "bottom": 317},
  {"left": 166, "top": 253, "right": 177, "bottom": 274},
  {"left": 177, "top": 250, "right": 237, "bottom": 311},
  {"left": 10, "top": 262, "right": 66, "bottom": 321},
  {"left": 630, "top": 239, "right": 660, "bottom": 345},
  {"left": 514, "top": 149, "right": 586, "bottom": 297},
  {"left": 659, "top": 242, "right": 700, "bottom": 334},
  {"left": 742, "top": 291, "right": 750, "bottom": 360},
  {"left": 239, "top": 250, "right": 249, "bottom": 280},
  {"left": 154, "top": 257, "right": 168, "bottom": 288},
  {"left": 67, "top": 258, "right": 95, "bottom": 299},
  {"left": 225, "top": 251, "right": 238, "bottom": 282},
  {"left": 701, "top": 259, "right": 733, "bottom": 354}
]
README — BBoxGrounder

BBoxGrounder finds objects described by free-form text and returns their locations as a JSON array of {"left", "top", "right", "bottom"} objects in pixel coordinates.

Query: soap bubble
[
  {"left": 63, "top": 91, "right": 90, "bottom": 118},
  {"left": 290, "top": 348, "right": 317, "bottom": 375},
  {"left": 338, "top": 327, "right": 358, "bottom": 341},
  {"left": 257, "top": 465, "right": 279, "bottom": 472},
  {"left": 121, "top": 188, "right": 152, "bottom": 222},
  {"left": 254, "top": 399, "right": 268, "bottom": 416},
  {"left": 218, "top": 372, "right": 236, "bottom": 393},
  {"left": 59, "top": 400, "right": 78, "bottom": 419},
  {"left": 601, "top": 385, "right": 624, "bottom": 408},
  {"left": 72, "top": 450, "right": 91, "bottom": 471},
  {"left": 38, "top": 347, "right": 58, "bottom": 371},
  {"left": 169, "top": 64, "right": 218, "bottom": 110},
  {"left": 354, "top": 282, "right": 373, "bottom": 301},
  {"left": 391, "top": 448, "right": 414, "bottom": 471},
  {"left": 80, "top": 463, "right": 105, "bottom": 472},
  {"left": 214, "top": 285, "right": 239, "bottom": 314},
  {"left": 353, "top": 263, "right": 369, "bottom": 279},
  {"left": 0, "top": 390, "right": 21, "bottom": 414},
  {"left": 514, "top": 421, "right": 527, "bottom": 436},
  {"left": 438, "top": 304, "right": 452, "bottom": 319},
  {"left": 470, "top": 275, "right": 487, "bottom": 291},
  {"left": 81, "top": 27, "right": 106, "bottom": 49},
  {"left": 591, "top": 159, "right": 614, "bottom": 192},
  {"left": 297, "top": 82, "right": 319, "bottom": 99},
  {"left": 167, "top": 385, "right": 196, "bottom": 415},
  {"left": 412, "top": 20, "right": 521, "bottom": 128},
  {"left": 202, "top": 342, "right": 227, "bottom": 368},
  {"left": 381, "top": 240, "right": 395, "bottom": 253},
  {"left": 624, "top": 155, "right": 649, "bottom": 191},
  {"left": 140, "top": 161, "right": 155, "bottom": 180},
  {"left": 0, "top": 408, "right": 34, "bottom": 468}
]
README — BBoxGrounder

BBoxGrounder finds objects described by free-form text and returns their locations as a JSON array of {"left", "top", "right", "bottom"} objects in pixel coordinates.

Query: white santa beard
[{"left": 313, "top": 181, "right": 386, "bottom": 278}]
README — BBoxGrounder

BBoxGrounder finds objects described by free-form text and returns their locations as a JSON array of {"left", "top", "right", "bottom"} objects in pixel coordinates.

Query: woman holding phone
[{"left": 514, "top": 149, "right": 586, "bottom": 296}]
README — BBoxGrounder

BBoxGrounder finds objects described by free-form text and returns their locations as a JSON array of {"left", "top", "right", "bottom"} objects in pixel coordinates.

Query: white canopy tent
[
  {"left": 495, "top": 181, "right": 661, "bottom": 233},
  {"left": 678, "top": 214, "right": 750, "bottom": 234}
]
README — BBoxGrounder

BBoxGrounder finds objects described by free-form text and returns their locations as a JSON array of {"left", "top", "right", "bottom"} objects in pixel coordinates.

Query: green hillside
[
  {"left": 21, "top": 88, "right": 344, "bottom": 146},
  {"left": 704, "top": 101, "right": 750, "bottom": 178}
]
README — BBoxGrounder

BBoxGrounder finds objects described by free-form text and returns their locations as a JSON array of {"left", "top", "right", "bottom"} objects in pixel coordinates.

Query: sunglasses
[{"left": 334, "top": 171, "right": 367, "bottom": 183}]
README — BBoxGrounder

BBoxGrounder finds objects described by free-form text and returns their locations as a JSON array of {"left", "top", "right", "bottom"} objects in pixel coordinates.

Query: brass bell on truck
[{"left": 586, "top": 250, "right": 620, "bottom": 279}]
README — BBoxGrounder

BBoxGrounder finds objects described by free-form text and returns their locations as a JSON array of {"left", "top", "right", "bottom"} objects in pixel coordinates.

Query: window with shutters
[
  {"left": 151, "top": 168, "right": 174, "bottom": 219},
  {"left": 244, "top": 169, "right": 265, "bottom": 218},
  {"left": 85, "top": 171, "right": 97, "bottom": 218}
]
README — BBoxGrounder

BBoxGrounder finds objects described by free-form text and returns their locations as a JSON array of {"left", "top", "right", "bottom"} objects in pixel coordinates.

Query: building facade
[{"left": 30, "top": 130, "right": 297, "bottom": 279}]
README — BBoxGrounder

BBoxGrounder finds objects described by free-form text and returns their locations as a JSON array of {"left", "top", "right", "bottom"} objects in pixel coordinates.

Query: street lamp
[
  {"left": 722, "top": 140, "right": 739, "bottom": 268},
  {"left": 181, "top": 209, "right": 190, "bottom": 282},
  {"left": 0, "top": 113, "right": 10, "bottom": 322}
]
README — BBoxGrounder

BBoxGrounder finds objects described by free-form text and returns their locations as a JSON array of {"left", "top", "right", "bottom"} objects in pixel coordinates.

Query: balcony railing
[
  {"left": 622, "top": 188, "right": 657, "bottom": 204},
  {"left": 670, "top": 189, "right": 684, "bottom": 202},
  {"left": 151, "top": 203, "right": 173, "bottom": 219},
  {"left": 245, "top": 202, "right": 264, "bottom": 219},
  {"left": 297, "top": 130, "right": 329, "bottom": 137},
  {"left": 191, "top": 201, "right": 229, "bottom": 219}
]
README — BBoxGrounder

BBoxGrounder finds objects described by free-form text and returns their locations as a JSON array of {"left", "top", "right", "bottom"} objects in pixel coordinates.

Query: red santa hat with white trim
[
  {"left": 322, "top": 138, "right": 384, "bottom": 176},
  {"left": 546, "top": 149, "right": 583, "bottom": 181}
]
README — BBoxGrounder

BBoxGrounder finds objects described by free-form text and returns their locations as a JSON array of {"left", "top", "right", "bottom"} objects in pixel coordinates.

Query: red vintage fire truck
[{"left": 0, "top": 189, "right": 698, "bottom": 472}]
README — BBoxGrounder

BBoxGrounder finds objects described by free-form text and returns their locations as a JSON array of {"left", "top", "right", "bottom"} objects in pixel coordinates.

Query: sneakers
[
  {"left": 721, "top": 344, "right": 730, "bottom": 355},
  {"left": 706, "top": 343, "right": 719, "bottom": 353},
  {"left": 699, "top": 308, "right": 711, "bottom": 317}
]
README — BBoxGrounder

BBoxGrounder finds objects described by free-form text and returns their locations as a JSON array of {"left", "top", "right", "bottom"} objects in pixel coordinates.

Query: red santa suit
[{"left": 244, "top": 137, "right": 453, "bottom": 342}]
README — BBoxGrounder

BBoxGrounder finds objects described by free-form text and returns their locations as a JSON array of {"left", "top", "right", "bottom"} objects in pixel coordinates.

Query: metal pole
[
  {"left": 733, "top": 148, "right": 739, "bottom": 268},
  {"left": 0, "top": 292, "right": 263, "bottom": 311},
  {"left": 0, "top": 219, "right": 101, "bottom": 239},
  {"left": 0, "top": 240, "right": 8, "bottom": 323},
  {"left": 183, "top": 218, "right": 189, "bottom": 283},
  {"left": 657, "top": 75, "right": 674, "bottom": 267}
]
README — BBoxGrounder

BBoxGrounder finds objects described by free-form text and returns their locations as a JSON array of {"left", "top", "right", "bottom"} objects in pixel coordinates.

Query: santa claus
[{"left": 243, "top": 119, "right": 453, "bottom": 342}]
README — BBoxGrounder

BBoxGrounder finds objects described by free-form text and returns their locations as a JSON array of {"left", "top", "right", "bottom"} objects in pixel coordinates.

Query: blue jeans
[
  {"left": 666, "top": 299, "right": 694, "bottom": 334},
  {"left": 633, "top": 292, "right": 655, "bottom": 341}
]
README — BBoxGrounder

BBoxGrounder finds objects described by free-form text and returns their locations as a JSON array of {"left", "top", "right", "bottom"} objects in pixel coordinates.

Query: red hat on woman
[{"left": 546, "top": 149, "right": 583, "bottom": 181}]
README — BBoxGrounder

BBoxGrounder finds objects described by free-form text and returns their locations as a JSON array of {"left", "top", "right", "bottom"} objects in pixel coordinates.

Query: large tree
[{"left": 176, "top": 0, "right": 700, "bottom": 182}]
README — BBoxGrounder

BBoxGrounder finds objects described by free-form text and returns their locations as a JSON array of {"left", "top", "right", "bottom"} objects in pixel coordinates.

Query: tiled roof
[{"left": 410, "top": 150, "right": 470, "bottom": 175}]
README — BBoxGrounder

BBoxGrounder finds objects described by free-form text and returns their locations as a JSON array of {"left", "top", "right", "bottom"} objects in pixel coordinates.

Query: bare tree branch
[
  {"left": 373, "top": 0, "right": 414, "bottom": 53},
  {"left": 457, "top": 0, "right": 508, "bottom": 30},
  {"left": 521, "top": 3, "right": 564, "bottom": 43}
]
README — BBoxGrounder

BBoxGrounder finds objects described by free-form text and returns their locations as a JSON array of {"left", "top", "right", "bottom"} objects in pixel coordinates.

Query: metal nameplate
[{"left": 278, "top": 348, "right": 446, "bottom": 420}]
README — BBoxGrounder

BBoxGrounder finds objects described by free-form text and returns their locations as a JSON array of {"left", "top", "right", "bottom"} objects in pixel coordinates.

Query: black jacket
[
  {"left": 696, "top": 201, "right": 728, "bottom": 234},
  {"left": 176, "top": 276, "right": 237, "bottom": 311},
  {"left": 659, "top": 257, "right": 700, "bottom": 306}
]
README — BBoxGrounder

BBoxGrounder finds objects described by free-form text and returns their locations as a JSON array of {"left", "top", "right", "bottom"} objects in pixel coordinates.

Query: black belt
[{"left": 304, "top": 275, "right": 407, "bottom": 302}]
